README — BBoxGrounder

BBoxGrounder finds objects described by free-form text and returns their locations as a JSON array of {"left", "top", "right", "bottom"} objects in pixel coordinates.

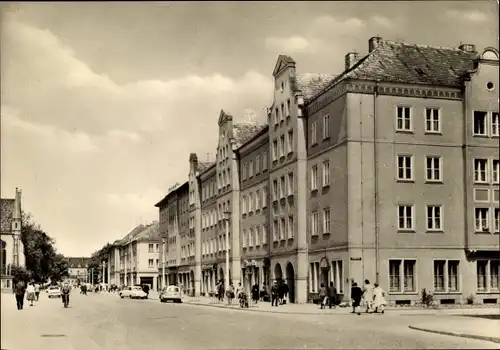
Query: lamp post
[
  {"left": 223, "top": 211, "right": 231, "bottom": 291},
  {"left": 161, "top": 238, "right": 166, "bottom": 289},
  {"left": 102, "top": 261, "right": 106, "bottom": 284}
]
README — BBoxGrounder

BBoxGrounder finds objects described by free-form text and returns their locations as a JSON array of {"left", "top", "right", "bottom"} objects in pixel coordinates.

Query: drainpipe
[{"left": 373, "top": 82, "right": 380, "bottom": 283}]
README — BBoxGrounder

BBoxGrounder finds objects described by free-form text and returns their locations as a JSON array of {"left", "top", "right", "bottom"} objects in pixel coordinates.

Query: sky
[{"left": 1, "top": 1, "right": 498, "bottom": 257}]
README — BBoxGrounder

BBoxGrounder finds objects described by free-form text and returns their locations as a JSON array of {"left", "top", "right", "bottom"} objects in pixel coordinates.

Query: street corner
[{"left": 408, "top": 316, "right": 500, "bottom": 344}]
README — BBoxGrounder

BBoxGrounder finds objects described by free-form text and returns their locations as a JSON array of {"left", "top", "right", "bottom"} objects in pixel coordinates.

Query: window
[
  {"left": 473, "top": 111, "right": 487, "bottom": 136},
  {"left": 287, "top": 216, "right": 294, "bottom": 239},
  {"left": 426, "top": 156, "right": 442, "bottom": 182},
  {"left": 396, "top": 106, "right": 412, "bottom": 131},
  {"left": 311, "top": 166, "right": 318, "bottom": 191},
  {"left": 256, "top": 190, "right": 261, "bottom": 210},
  {"left": 148, "top": 244, "right": 154, "bottom": 253},
  {"left": 434, "top": 260, "right": 459, "bottom": 293},
  {"left": 279, "top": 176, "right": 285, "bottom": 199},
  {"left": 156, "top": 259, "right": 159, "bottom": 267},
  {"left": 248, "top": 193, "right": 254, "bottom": 212},
  {"left": 448, "top": 261, "right": 459, "bottom": 292},
  {"left": 242, "top": 163, "right": 247, "bottom": 180},
  {"left": 322, "top": 161, "right": 330, "bottom": 187},
  {"left": 272, "top": 140, "right": 278, "bottom": 161},
  {"left": 279, "top": 136, "right": 285, "bottom": 158},
  {"left": 242, "top": 230, "right": 247, "bottom": 248},
  {"left": 273, "top": 220, "right": 279, "bottom": 242},
  {"left": 425, "top": 108, "right": 440, "bottom": 133},
  {"left": 280, "top": 218, "right": 286, "bottom": 240},
  {"left": 287, "top": 130, "right": 293, "bottom": 154},
  {"left": 493, "top": 159, "right": 499, "bottom": 184},
  {"left": 426, "top": 205, "right": 442, "bottom": 231},
  {"left": 389, "top": 259, "right": 416, "bottom": 293},
  {"left": 397, "top": 155, "right": 413, "bottom": 181},
  {"left": 249, "top": 160, "right": 254, "bottom": 178},
  {"left": 280, "top": 104, "right": 285, "bottom": 121},
  {"left": 156, "top": 243, "right": 159, "bottom": 251},
  {"left": 249, "top": 228, "right": 254, "bottom": 247},
  {"left": 286, "top": 99, "right": 291, "bottom": 118},
  {"left": 263, "top": 151, "right": 268, "bottom": 170},
  {"left": 262, "top": 225, "right": 268, "bottom": 244},
  {"left": 323, "top": 208, "right": 331, "bottom": 233},
  {"left": 263, "top": 187, "right": 268, "bottom": 208},
  {"left": 474, "top": 159, "right": 488, "bottom": 183},
  {"left": 492, "top": 112, "right": 499, "bottom": 137},
  {"left": 433, "top": 260, "right": 445, "bottom": 292},
  {"left": 477, "top": 260, "right": 500, "bottom": 292},
  {"left": 311, "top": 211, "right": 319, "bottom": 236},
  {"left": 398, "top": 205, "right": 414, "bottom": 231},
  {"left": 272, "top": 180, "right": 278, "bottom": 201},
  {"left": 148, "top": 259, "right": 154, "bottom": 268},
  {"left": 287, "top": 172, "right": 294, "bottom": 196},
  {"left": 494, "top": 208, "right": 499, "bottom": 233},
  {"left": 255, "top": 226, "right": 260, "bottom": 246},
  {"left": 331, "top": 261, "right": 343, "bottom": 294},
  {"left": 242, "top": 195, "right": 247, "bottom": 215},
  {"left": 323, "top": 114, "right": 330, "bottom": 139},
  {"left": 475, "top": 208, "right": 489, "bottom": 232},
  {"left": 255, "top": 155, "right": 260, "bottom": 174},
  {"left": 311, "top": 121, "right": 317, "bottom": 144}
]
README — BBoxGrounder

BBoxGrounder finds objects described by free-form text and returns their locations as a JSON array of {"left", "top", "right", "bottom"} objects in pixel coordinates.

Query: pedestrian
[
  {"left": 34, "top": 283, "right": 41, "bottom": 301},
  {"left": 282, "top": 281, "right": 289, "bottom": 305},
  {"left": 363, "top": 279, "right": 374, "bottom": 313},
  {"left": 226, "top": 283, "right": 235, "bottom": 305},
  {"left": 251, "top": 283, "right": 259, "bottom": 304},
  {"left": 318, "top": 283, "right": 327, "bottom": 309},
  {"left": 277, "top": 280, "right": 285, "bottom": 305},
  {"left": 26, "top": 283, "right": 36, "bottom": 306},
  {"left": 142, "top": 284, "right": 150, "bottom": 298},
  {"left": 351, "top": 281, "right": 362, "bottom": 315},
  {"left": 373, "top": 283, "right": 387, "bottom": 314},
  {"left": 271, "top": 281, "right": 279, "bottom": 307},
  {"left": 327, "top": 282, "right": 337, "bottom": 309},
  {"left": 259, "top": 283, "right": 266, "bottom": 301},
  {"left": 14, "top": 279, "right": 26, "bottom": 310}
]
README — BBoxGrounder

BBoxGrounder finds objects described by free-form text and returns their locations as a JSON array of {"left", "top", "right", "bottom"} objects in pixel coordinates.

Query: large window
[
  {"left": 322, "top": 161, "right": 330, "bottom": 187},
  {"left": 477, "top": 260, "right": 500, "bottom": 292},
  {"left": 473, "top": 111, "right": 487, "bottom": 136},
  {"left": 389, "top": 259, "right": 416, "bottom": 293},
  {"left": 331, "top": 260, "right": 343, "bottom": 294},
  {"left": 323, "top": 208, "right": 331, "bottom": 233},
  {"left": 474, "top": 159, "right": 488, "bottom": 183},
  {"left": 311, "top": 166, "right": 318, "bottom": 191},
  {"left": 434, "top": 260, "right": 459, "bottom": 292},
  {"left": 311, "top": 211, "right": 319, "bottom": 236},
  {"left": 475, "top": 208, "right": 489, "bottom": 232}
]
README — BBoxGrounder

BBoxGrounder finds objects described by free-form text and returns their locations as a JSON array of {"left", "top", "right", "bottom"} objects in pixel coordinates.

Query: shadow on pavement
[{"left": 461, "top": 314, "right": 500, "bottom": 320}]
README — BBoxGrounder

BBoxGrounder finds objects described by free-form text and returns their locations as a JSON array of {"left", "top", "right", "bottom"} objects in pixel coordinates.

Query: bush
[
  {"left": 466, "top": 294, "right": 475, "bottom": 305},
  {"left": 421, "top": 288, "right": 434, "bottom": 307}
]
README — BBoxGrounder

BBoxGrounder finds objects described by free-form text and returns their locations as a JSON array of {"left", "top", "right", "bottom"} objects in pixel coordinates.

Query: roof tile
[
  {"left": 0, "top": 199, "right": 14, "bottom": 233},
  {"left": 232, "top": 123, "right": 267, "bottom": 149},
  {"left": 291, "top": 73, "right": 337, "bottom": 101}
]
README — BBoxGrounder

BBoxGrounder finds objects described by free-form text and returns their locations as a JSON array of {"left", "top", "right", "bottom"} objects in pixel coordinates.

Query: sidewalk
[{"left": 409, "top": 316, "right": 500, "bottom": 344}]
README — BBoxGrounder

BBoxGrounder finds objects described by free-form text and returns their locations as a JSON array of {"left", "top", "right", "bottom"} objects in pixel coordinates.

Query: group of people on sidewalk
[
  {"left": 350, "top": 279, "right": 387, "bottom": 315},
  {"left": 13, "top": 280, "right": 41, "bottom": 310}
]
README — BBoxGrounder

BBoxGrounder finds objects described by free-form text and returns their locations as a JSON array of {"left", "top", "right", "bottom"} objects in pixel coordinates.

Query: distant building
[
  {"left": 65, "top": 257, "right": 90, "bottom": 285},
  {"left": 1, "top": 188, "right": 25, "bottom": 291},
  {"left": 108, "top": 222, "right": 161, "bottom": 291}
]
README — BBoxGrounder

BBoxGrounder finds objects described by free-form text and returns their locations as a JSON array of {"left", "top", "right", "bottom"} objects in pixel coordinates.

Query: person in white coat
[{"left": 373, "top": 283, "right": 387, "bottom": 314}]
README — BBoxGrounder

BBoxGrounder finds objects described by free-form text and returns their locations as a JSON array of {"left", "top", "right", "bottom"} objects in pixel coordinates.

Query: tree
[
  {"left": 87, "top": 243, "right": 113, "bottom": 284},
  {"left": 11, "top": 265, "right": 32, "bottom": 284},
  {"left": 20, "top": 211, "right": 68, "bottom": 283}
]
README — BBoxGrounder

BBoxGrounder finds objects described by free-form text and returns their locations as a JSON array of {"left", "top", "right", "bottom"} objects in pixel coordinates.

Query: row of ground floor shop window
[{"left": 159, "top": 256, "right": 500, "bottom": 305}]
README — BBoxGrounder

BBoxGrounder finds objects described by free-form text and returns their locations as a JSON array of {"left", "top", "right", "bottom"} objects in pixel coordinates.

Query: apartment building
[
  {"left": 155, "top": 37, "right": 499, "bottom": 305},
  {"left": 109, "top": 222, "right": 161, "bottom": 290}
]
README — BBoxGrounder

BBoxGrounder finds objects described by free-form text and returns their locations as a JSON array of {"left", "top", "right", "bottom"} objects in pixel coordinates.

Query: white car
[
  {"left": 159, "top": 285, "right": 182, "bottom": 303},
  {"left": 47, "top": 286, "right": 61, "bottom": 298},
  {"left": 119, "top": 286, "right": 147, "bottom": 299}
]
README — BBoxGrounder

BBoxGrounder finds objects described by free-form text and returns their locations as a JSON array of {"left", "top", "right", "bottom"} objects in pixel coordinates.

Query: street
[{"left": 2, "top": 292, "right": 499, "bottom": 350}]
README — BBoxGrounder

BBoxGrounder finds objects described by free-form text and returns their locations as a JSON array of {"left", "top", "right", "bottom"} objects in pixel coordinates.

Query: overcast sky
[{"left": 1, "top": 1, "right": 498, "bottom": 257}]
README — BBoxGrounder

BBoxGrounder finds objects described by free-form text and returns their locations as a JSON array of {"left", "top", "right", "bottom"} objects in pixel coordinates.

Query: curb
[{"left": 408, "top": 325, "right": 500, "bottom": 344}]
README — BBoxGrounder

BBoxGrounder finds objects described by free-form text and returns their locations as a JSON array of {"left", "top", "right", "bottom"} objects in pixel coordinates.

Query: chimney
[
  {"left": 345, "top": 52, "right": 360, "bottom": 70},
  {"left": 458, "top": 44, "right": 476, "bottom": 53},
  {"left": 369, "top": 36, "right": 383, "bottom": 53}
]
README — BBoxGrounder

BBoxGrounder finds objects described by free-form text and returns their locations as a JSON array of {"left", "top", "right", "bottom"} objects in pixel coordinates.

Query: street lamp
[
  {"left": 161, "top": 238, "right": 166, "bottom": 289},
  {"left": 223, "top": 211, "right": 231, "bottom": 291}
]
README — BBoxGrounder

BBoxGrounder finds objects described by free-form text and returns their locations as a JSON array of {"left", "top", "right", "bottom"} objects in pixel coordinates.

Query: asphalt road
[{"left": 2, "top": 292, "right": 499, "bottom": 350}]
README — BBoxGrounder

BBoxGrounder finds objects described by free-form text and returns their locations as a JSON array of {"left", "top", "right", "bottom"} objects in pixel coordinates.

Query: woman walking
[
  {"left": 26, "top": 283, "right": 36, "bottom": 306},
  {"left": 373, "top": 283, "right": 387, "bottom": 314}
]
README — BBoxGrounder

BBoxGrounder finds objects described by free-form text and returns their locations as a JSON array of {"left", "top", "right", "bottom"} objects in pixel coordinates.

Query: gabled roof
[
  {"left": 273, "top": 55, "right": 296, "bottom": 76},
  {"left": 0, "top": 199, "right": 14, "bottom": 233},
  {"left": 291, "top": 73, "right": 338, "bottom": 102},
  {"left": 134, "top": 221, "right": 160, "bottom": 242},
  {"left": 218, "top": 109, "right": 233, "bottom": 125},
  {"left": 311, "top": 39, "right": 478, "bottom": 101},
  {"left": 232, "top": 123, "right": 268, "bottom": 149},
  {"left": 198, "top": 161, "right": 215, "bottom": 173}
]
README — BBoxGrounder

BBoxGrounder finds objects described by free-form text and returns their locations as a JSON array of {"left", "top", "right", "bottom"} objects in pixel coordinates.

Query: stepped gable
[
  {"left": 232, "top": 123, "right": 267, "bottom": 149},
  {"left": 291, "top": 73, "right": 338, "bottom": 102},
  {"left": 312, "top": 39, "right": 478, "bottom": 101},
  {"left": 0, "top": 199, "right": 14, "bottom": 232}
]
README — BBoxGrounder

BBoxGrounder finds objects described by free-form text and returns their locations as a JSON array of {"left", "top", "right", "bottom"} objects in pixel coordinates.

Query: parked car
[
  {"left": 119, "top": 286, "right": 147, "bottom": 299},
  {"left": 159, "top": 285, "right": 182, "bottom": 303},
  {"left": 47, "top": 286, "right": 61, "bottom": 298}
]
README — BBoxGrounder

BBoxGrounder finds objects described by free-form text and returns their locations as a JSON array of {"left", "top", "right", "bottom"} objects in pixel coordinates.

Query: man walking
[
  {"left": 34, "top": 283, "right": 41, "bottom": 301},
  {"left": 14, "top": 280, "right": 26, "bottom": 310},
  {"left": 271, "top": 281, "right": 279, "bottom": 307},
  {"left": 327, "top": 282, "right": 337, "bottom": 309}
]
